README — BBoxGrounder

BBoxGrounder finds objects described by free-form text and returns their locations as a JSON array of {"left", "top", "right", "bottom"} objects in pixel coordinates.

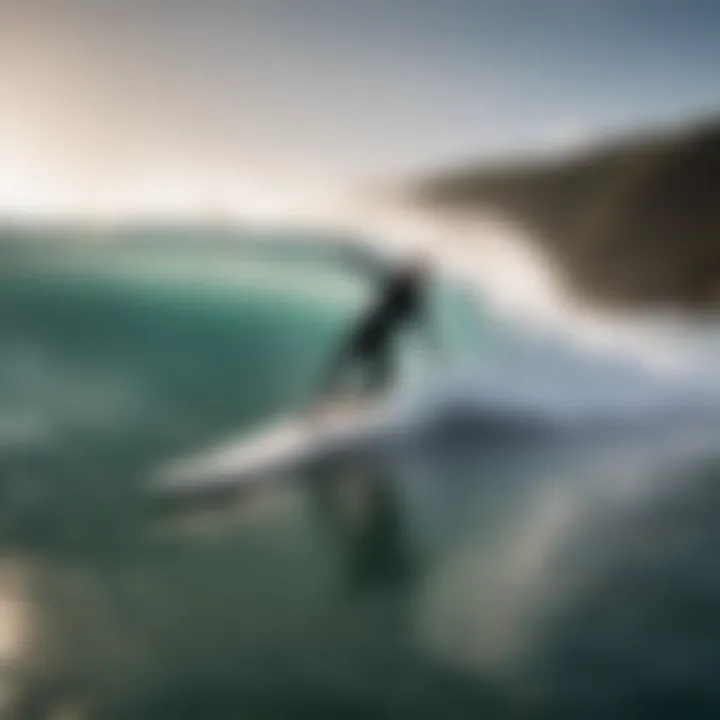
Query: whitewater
[{"left": 350, "top": 205, "right": 720, "bottom": 428}]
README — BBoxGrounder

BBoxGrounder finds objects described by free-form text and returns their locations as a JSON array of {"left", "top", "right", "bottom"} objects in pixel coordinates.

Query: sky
[{"left": 0, "top": 0, "right": 719, "bottom": 218}]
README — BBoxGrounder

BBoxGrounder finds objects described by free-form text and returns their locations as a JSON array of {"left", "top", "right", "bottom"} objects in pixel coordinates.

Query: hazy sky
[{"left": 1, "top": 0, "right": 718, "bottom": 216}]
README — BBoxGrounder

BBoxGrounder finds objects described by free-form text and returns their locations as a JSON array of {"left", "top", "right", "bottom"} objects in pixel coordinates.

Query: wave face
[
  {"left": 2, "top": 227, "right": 720, "bottom": 509},
  {"left": 6, "top": 224, "right": 720, "bottom": 442}
]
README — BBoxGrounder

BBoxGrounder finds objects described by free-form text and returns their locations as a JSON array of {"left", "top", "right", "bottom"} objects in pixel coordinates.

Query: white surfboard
[{"left": 150, "top": 394, "right": 401, "bottom": 504}]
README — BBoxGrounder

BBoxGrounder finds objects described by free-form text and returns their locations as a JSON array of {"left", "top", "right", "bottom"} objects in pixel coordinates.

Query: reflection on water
[{"left": 3, "top": 413, "right": 720, "bottom": 718}]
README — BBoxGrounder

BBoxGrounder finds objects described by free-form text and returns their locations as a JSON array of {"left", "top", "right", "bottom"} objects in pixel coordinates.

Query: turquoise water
[
  {"left": 1, "top": 234, "right": 720, "bottom": 719},
  {"left": 0, "top": 238, "right": 499, "bottom": 717}
]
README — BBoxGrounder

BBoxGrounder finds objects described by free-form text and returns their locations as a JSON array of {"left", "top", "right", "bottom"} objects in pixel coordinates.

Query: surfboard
[
  {"left": 149, "top": 394, "right": 398, "bottom": 504},
  {"left": 150, "top": 316, "right": 441, "bottom": 507}
]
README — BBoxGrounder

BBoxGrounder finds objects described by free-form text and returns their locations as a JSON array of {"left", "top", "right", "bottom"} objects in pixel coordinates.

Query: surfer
[{"left": 318, "top": 253, "right": 435, "bottom": 399}]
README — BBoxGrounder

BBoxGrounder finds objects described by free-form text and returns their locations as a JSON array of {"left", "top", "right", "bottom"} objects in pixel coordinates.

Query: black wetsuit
[{"left": 321, "top": 266, "right": 428, "bottom": 395}]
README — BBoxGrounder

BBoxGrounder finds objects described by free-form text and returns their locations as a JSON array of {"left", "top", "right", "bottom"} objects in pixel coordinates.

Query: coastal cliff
[{"left": 415, "top": 118, "right": 720, "bottom": 309}]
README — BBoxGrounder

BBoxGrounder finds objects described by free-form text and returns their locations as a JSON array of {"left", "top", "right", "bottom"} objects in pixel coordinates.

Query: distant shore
[{"left": 414, "top": 116, "right": 720, "bottom": 311}]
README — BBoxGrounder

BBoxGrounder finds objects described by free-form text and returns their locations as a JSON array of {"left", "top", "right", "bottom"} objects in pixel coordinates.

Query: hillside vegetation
[{"left": 416, "top": 118, "right": 720, "bottom": 309}]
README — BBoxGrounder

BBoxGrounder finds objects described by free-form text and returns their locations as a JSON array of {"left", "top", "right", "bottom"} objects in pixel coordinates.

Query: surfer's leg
[
  {"left": 365, "top": 345, "right": 393, "bottom": 396},
  {"left": 311, "top": 315, "right": 384, "bottom": 404},
  {"left": 314, "top": 339, "right": 368, "bottom": 404}
]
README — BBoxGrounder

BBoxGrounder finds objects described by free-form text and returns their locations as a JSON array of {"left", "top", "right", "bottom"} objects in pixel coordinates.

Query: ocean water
[{"left": 1, "top": 233, "right": 720, "bottom": 719}]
